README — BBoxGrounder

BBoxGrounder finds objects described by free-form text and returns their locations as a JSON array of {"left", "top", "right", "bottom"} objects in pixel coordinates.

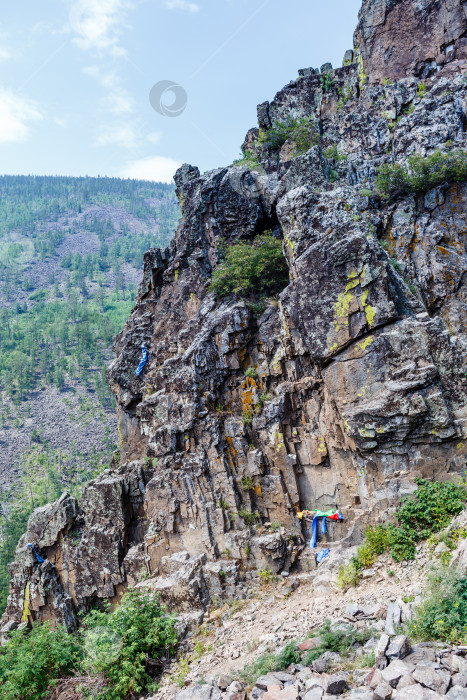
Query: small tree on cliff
[{"left": 208, "top": 233, "right": 289, "bottom": 298}]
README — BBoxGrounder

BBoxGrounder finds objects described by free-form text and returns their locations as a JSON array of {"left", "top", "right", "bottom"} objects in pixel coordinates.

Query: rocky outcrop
[{"left": 3, "top": 0, "right": 467, "bottom": 632}]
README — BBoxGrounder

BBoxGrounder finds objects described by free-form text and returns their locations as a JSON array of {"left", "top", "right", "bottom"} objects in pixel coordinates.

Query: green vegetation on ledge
[
  {"left": 208, "top": 234, "right": 289, "bottom": 299},
  {"left": 338, "top": 478, "right": 467, "bottom": 589},
  {"left": 258, "top": 116, "right": 319, "bottom": 155},
  {"left": 375, "top": 149, "right": 467, "bottom": 199}
]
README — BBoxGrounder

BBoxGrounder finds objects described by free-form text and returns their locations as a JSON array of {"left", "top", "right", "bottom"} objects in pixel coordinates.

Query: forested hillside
[{"left": 0, "top": 175, "right": 179, "bottom": 611}]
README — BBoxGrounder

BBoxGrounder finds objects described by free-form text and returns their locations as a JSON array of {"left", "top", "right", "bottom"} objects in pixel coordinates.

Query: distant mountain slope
[{"left": 0, "top": 175, "right": 180, "bottom": 491}]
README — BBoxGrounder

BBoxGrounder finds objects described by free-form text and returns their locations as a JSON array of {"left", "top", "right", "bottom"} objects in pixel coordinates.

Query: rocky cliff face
[
  {"left": 3, "top": 0, "right": 467, "bottom": 634},
  {"left": 355, "top": 0, "right": 467, "bottom": 82}
]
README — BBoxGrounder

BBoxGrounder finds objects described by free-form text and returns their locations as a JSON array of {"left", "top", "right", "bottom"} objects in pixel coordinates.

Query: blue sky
[{"left": 0, "top": 0, "right": 362, "bottom": 183}]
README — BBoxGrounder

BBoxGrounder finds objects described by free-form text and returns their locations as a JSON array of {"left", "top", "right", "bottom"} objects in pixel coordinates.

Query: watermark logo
[
  {"left": 69, "top": 1, "right": 94, "bottom": 39},
  {"left": 83, "top": 626, "right": 122, "bottom": 673},
  {"left": 149, "top": 81, "right": 188, "bottom": 118},
  {"left": 229, "top": 162, "right": 266, "bottom": 199}
]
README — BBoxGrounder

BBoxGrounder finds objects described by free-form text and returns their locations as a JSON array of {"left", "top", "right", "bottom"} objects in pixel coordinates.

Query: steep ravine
[{"left": 2, "top": 0, "right": 467, "bottom": 643}]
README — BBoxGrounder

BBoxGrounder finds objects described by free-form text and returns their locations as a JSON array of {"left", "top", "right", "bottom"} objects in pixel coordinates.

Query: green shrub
[
  {"left": 208, "top": 234, "right": 289, "bottom": 299},
  {"left": 239, "top": 652, "right": 277, "bottom": 685},
  {"left": 239, "top": 641, "right": 299, "bottom": 684},
  {"left": 239, "top": 509, "right": 259, "bottom": 526},
  {"left": 338, "top": 478, "right": 467, "bottom": 588},
  {"left": 375, "top": 150, "right": 467, "bottom": 199},
  {"left": 365, "top": 523, "right": 391, "bottom": 555},
  {"left": 322, "top": 72, "right": 335, "bottom": 93},
  {"left": 324, "top": 145, "right": 347, "bottom": 162},
  {"left": 242, "top": 410, "right": 253, "bottom": 424},
  {"left": 28, "top": 289, "right": 49, "bottom": 302},
  {"left": 233, "top": 149, "right": 261, "bottom": 169},
  {"left": 358, "top": 189, "right": 373, "bottom": 197},
  {"left": 81, "top": 589, "right": 177, "bottom": 698},
  {"left": 303, "top": 620, "right": 373, "bottom": 665},
  {"left": 0, "top": 622, "right": 82, "bottom": 700},
  {"left": 245, "top": 367, "right": 258, "bottom": 379},
  {"left": 249, "top": 299, "right": 267, "bottom": 317},
  {"left": 258, "top": 116, "right": 318, "bottom": 154},
  {"left": 240, "top": 476, "right": 255, "bottom": 491},
  {"left": 275, "top": 642, "right": 301, "bottom": 669},
  {"left": 291, "top": 119, "right": 320, "bottom": 155},
  {"left": 337, "top": 559, "right": 361, "bottom": 590},
  {"left": 258, "top": 568, "right": 275, "bottom": 583},
  {"left": 337, "top": 86, "right": 352, "bottom": 110},
  {"left": 396, "top": 478, "right": 466, "bottom": 542},
  {"left": 407, "top": 567, "right": 467, "bottom": 643},
  {"left": 389, "top": 258, "right": 402, "bottom": 273},
  {"left": 0, "top": 589, "right": 177, "bottom": 700}
]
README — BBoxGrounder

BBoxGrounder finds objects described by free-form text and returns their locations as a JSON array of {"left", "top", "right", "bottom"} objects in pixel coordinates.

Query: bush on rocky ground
[
  {"left": 375, "top": 149, "right": 467, "bottom": 199},
  {"left": 208, "top": 234, "right": 289, "bottom": 299},
  {"left": 338, "top": 478, "right": 467, "bottom": 589},
  {"left": 0, "top": 589, "right": 177, "bottom": 700},
  {"left": 408, "top": 567, "right": 467, "bottom": 644}
]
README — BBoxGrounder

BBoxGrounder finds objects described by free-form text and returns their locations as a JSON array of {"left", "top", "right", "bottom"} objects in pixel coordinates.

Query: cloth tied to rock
[
  {"left": 26, "top": 543, "right": 45, "bottom": 563},
  {"left": 297, "top": 509, "right": 344, "bottom": 548},
  {"left": 136, "top": 344, "right": 148, "bottom": 376}
]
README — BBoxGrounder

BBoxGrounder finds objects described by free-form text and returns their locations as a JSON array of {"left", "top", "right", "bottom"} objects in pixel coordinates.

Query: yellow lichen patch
[
  {"left": 273, "top": 428, "right": 285, "bottom": 452},
  {"left": 457, "top": 442, "right": 464, "bottom": 449},
  {"left": 285, "top": 234, "right": 295, "bottom": 256},
  {"left": 174, "top": 269, "right": 179, "bottom": 282},
  {"left": 364, "top": 303, "right": 376, "bottom": 326},
  {"left": 358, "top": 335, "right": 374, "bottom": 351},
  {"left": 345, "top": 274, "right": 360, "bottom": 292},
  {"left": 342, "top": 417, "right": 350, "bottom": 433},
  {"left": 254, "top": 483, "right": 262, "bottom": 497},
  {"left": 317, "top": 437, "right": 327, "bottom": 454},
  {"left": 360, "top": 288, "right": 376, "bottom": 326},
  {"left": 359, "top": 427, "right": 374, "bottom": 438},
  {"left": 21, "top": 581, "right": 30, "bottom": 623},
  {"left": 334, "top": 290, "right": 354, "bottom": 328},
  {"left": 330, "top": 267, "right": 376, "bottom": 351}
]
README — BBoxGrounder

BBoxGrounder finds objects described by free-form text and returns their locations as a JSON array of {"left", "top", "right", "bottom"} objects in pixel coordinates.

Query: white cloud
[
  {"left": 166, "top": 0, "right": 200, "bottom": 13},
  {"left": 96, "top": 123, "right": 138, "bottom": 148},
  {"left": 69, "top": 0, "right": 132, "bottom": 55},
  {"left": 147, "top": 131, "right": 162, "bottom": 144},
  {"left": 102, "top": 87, "right": 134, "bottom": 115},
  {"left": 0, "top": 87, "right": 42, "bottom": 144},
  {"left": 0, "top": 48, "right": 10, "bottom": 61},
  {"left": 83, "top": 65, "right": 136, "bottom": 145},
  {"left": 120, "top": 155, "right": 181, "bottom": 183}
]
